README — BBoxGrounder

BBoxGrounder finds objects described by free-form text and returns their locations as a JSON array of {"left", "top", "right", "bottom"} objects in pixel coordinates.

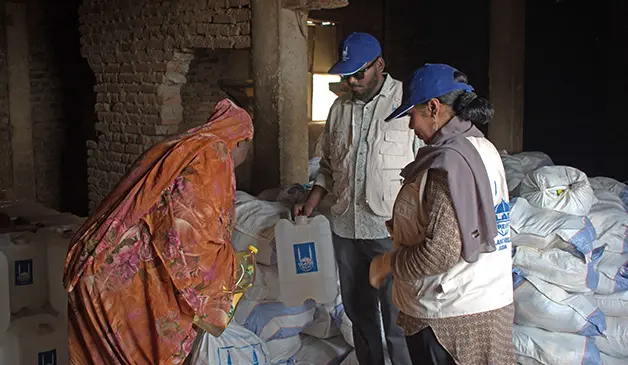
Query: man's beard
[{"left": 352, "top": 77, "right": 380, "bottom": 101}]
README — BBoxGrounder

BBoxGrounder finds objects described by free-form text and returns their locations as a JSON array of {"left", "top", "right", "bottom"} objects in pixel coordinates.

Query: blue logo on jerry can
[
  {"left": 293, "top": 242, "right": 319, "bottom": 275},
  {"left": 15, "top": 259, "right": 33, "bottom": 286},
  {"left": 39, "top": 349, "right": 57, "bottom": 365}
]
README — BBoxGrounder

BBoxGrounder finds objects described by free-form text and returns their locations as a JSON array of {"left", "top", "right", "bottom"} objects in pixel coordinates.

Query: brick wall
[
  {"left": 29, "top": 4, "right": 68, "bottom": 209},
  {"left": 180, "top": 49, "right": 231, "bottom": 132},
  {"left": 79, "top": 0, "right": 252, "bottom": 210},
  {"left": 0, "top": 6, "right": 11, "bottom": 192}
]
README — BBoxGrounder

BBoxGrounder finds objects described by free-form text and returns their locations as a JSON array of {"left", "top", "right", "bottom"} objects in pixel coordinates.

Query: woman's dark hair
[{"left": 436, "top": 71, "right": 494, "bottom": 125}]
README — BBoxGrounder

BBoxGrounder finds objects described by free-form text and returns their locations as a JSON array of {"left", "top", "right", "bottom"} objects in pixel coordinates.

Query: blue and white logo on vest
[
  {"left": 38, "top": 349, "right": 57, "bottom": 365},
  {"left": 218, "top": 343, "right": 268, "bottom": 365},
  {"left": 494, "top": 199, "right": 511, "bottom": 250},
  {"left": 15, "top": 259, "right": 33, "bottom": 286},
  {"left": 293, "top": 242, "right": 318, "bottom": 275},
  {"left": 495, "top": 199, "right": 510, "bottom": 237}
]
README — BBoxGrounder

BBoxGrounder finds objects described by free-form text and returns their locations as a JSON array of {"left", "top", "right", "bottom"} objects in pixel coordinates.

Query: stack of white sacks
[
  {"left": 0, "top": 197, "right": 85, "bottom": 365},
  {"left": 501, "top": 152, "right": 628, "bottom": 365},
  {"left": 192, "top": 175, "right": 356, "bottom": 364}
]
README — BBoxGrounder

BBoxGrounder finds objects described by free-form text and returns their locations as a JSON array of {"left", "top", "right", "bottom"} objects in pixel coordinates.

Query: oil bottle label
[
  {"left": 15, "top": 259, "right": 33, "bottom": 286},
  {"left": 293, "top": 242, "right": 318, "bottom": 274},
  {"left": 39, "top": 349, "right": 57, "bottom": 365}
]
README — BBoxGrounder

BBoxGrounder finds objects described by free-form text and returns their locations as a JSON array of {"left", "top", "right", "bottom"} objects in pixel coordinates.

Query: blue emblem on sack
[
  {"left": 218, "top": 343, "right": 267, "bottom": 365},
  {"left": 293, "top": 242, "right": 319, "bottom": 275},
  {"left": 39, "top": 349, "right": 57, "bottom": 365},
  {"left": 15, "top": 259, "right": 33, "bottom": 286}
]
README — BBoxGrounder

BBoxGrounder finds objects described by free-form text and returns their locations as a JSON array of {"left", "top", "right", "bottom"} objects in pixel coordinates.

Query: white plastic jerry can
[
  {"left": 37, "top": 226, "right": 76, "bottom": 317},
  {"left": 9, "top": 314, "right": 69, "bottom": 365},
  {"left": 274, "top": 215, "right": 338, "bottom": 307},
  {"left": 0, "top": 232, "right": 47, "bottom": 314},
  {"left": 0, "top": 331, "right": 20, "bottom": 365}
]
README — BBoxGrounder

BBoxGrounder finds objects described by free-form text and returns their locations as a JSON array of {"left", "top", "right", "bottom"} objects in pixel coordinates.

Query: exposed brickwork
[
  {"left": 180, "top": 49, "right": 233, "bottom": 132},
  {"left": 79, "top": 0, "right": 252, "bottom": 210},
  {"left": 29, "top": 4, "right": 70, "bottom": 210},
  {"left": 0, "top": 6, "right": 11, "bottom": 192}
]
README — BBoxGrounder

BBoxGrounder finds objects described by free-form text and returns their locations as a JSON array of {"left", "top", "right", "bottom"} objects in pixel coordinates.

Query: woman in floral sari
[{"left": 63, "top": 99, "right": 254, "bottom": 365}]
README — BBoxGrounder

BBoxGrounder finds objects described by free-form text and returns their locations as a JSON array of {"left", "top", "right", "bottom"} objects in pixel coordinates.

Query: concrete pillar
[
  {"left": 6, "top": 2, "right": 36, "bottom": 200},
  {"left": 251, "top": 0, "right": 309, "bottom": 193},
  {"left": 488, "top": 0, "right": 525, "bottom": 153}
]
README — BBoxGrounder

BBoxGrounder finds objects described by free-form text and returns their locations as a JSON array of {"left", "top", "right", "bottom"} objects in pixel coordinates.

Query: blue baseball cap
[
  {"left": 385, "top": 63, "right": 474, "bottom": 121},
  {"left": 328, "top": 32, "right": 382, "bottom": 76}
]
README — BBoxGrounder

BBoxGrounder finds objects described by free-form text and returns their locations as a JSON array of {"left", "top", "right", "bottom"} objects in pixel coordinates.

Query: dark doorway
[{"left": 48, "top": 0, "right": 96, "bottom": 216}]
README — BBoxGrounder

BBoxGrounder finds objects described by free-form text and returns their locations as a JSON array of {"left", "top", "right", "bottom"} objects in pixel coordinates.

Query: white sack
[
  {"left": 234, "top": 298, "right": 316, "bottom": 341},
  {"left": 510, "top": 197, "right": 597, "bottom": 256},
  {"left": 266, "top": 335, "right": 302, "bottom": 364},
  {"left": 303, "top": 302, "right": 341, "bottom": 339},
  {"left": 331, "top": 303, "right": 354, "bottom": 348},
  {"left": 589, "top": 190, "right": 628, "bottom": 254},
  {"left": 601, "top": 353, "right": 628, "bottom": 365},
  {"left": 511, "top": 232, "right": 594, "bottom": 263},
  {"left": 501, "top": 151, "right": 554, "bottom": 195},
  {"left": 519, "top": 165, "right": 597, "bottom": 216},
  {"left": 595, "top": 317, "right": 628, "bottom": 358},
  {"left": 500, "top": 151, "right": 554, "bottom": 192},
  {"left": 513, "top": 245, "right": 602, "bottom": 293},
  {"left": 590, "top": 176, "right": 628, "bottom": 210},
  {"left": 245, "top": 264, "right": 280, "bottom": 301},
  {"left": 586, "top": 291, "right": 628, "bottom": 317},
  {"left": 233, "top": 191, "right": 290, "bottom": 265},
  {"left": 513, "top": 273, "right": 606, "bottom": 336},
  {"left": 500, "top": 154, "right": 526, "bottom": 194},
  {"left": 293, "top": 335, "right": 353, "bottom": 365},
  {"left": 339, "top": 350, "right": 358, "bottom": 365},
  {"left": 595, "top": 252, "right": 628, "bottom": 295},
  {"left": 513, "top": 324, "right": 601, "bottom": 365},
  {"left": 516, "top": 151, "right": 555, "bottom": 172},
  {"left": 189, "top": 322, "right": 271, "bottom": 365},
  {"left": 257, "top": 188, "right": 282, "bottom": 202}
]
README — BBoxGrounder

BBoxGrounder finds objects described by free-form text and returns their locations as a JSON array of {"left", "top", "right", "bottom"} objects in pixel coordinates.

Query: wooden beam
[
  {"left": 488, "top": 0, "right": 526, "bottom": 153},
  {"left": 6, "top": 2, "right": 36, "bottom": 200}
]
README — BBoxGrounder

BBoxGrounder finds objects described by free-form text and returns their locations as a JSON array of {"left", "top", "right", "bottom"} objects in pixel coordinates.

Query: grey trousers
[
  {"left": 406, "top": 327, "right": 456, "bottom": 365},
  {"left": 333, "top": 234, "right": 412, "bottom": 365}
]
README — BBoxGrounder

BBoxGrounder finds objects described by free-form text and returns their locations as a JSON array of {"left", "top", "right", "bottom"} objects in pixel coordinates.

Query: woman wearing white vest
[{"left": 369, "top": 64, "right": 515, "bottom": 365}]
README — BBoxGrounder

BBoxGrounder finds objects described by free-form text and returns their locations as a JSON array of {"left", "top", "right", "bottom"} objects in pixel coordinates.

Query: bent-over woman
[{"left": 63, "top": 99, "right": 253, "bottom": 364}]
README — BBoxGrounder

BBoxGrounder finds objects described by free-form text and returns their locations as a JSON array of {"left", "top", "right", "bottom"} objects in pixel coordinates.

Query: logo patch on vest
[{"left": 494, "top": 199, "right": 511, "bottom": 250}]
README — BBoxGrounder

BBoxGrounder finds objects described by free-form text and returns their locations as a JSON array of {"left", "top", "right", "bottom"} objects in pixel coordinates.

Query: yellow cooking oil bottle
[{"left": 200, "top": 245, "right": 258, "bottom": 337}]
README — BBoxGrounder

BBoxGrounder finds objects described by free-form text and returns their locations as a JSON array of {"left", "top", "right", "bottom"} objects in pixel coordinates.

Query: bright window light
[{"left": 312, "top": 74, "right": 341, "bottom": 121}]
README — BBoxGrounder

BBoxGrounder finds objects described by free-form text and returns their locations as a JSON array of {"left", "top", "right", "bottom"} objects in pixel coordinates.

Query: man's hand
[
  {"left": 293, "top": 203, "right": 314, "bottom": 218},
  {"left": 369, "top": 253, "right": 392, "bottom": 289},
  {"left": 293, "top": 185, "right": 328, "bottom": 218}
]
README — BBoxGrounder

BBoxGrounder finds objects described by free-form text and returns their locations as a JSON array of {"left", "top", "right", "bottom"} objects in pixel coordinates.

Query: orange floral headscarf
[{"left": 64, "top": 98, "right": 254, "bottom": 291}]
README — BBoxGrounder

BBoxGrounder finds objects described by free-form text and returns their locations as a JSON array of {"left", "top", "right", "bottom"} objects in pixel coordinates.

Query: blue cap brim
[
  {"left": 385, "top": 104, "right": 413, "bottom": 122},
  {"left": 328, "top": 60, "right": 367, "bottom": 76}
]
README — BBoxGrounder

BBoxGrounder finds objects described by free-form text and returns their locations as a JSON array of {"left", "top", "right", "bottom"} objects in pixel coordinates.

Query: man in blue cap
[{"left": 294, "top": 32, "right": 419, "bottom": 365}]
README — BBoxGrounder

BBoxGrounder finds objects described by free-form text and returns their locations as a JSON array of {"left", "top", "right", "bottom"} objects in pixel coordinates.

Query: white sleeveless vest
[{"left": 392, "top": 136, "right": 514, "bottom": 319}]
